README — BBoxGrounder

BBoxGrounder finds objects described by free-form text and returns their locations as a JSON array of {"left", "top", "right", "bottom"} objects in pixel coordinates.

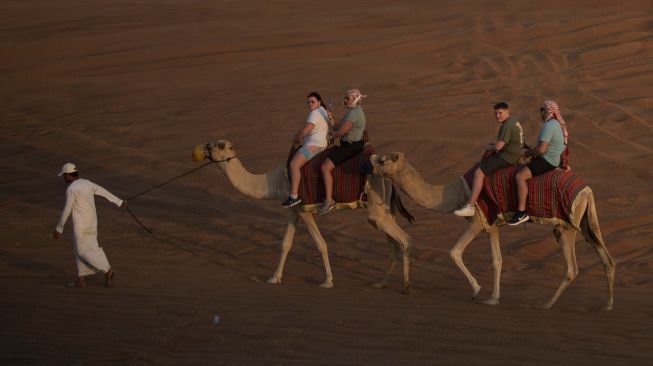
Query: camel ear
[
  {"left": 217, "top": 141, "right": 226, "bottom": 149},
  {"left": 390, "top": 152, "right": 404, "bottom": 162}
]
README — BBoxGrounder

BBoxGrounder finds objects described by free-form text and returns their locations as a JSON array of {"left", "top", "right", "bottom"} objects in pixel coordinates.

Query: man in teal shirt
[{"left": 508, "top": 100, "right": 568, "bottom": 225}]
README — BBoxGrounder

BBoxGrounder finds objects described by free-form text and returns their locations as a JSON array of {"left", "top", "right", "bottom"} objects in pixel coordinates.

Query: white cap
[{"left": 57, "top": 163, "right": 77, "bottom": 176}]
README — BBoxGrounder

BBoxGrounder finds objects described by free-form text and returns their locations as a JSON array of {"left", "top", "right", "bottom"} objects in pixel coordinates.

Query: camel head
[
  {"left": 370, "top": 152, "right": 406, "bottom": 178},
  {"left": 192, "top": 140, "right": 237, "bottom": 163}
]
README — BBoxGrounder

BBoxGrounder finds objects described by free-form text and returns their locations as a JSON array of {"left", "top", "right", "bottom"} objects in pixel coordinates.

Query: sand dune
[{"left": 1, "top": 0, "right": 652, "bottom": 364}]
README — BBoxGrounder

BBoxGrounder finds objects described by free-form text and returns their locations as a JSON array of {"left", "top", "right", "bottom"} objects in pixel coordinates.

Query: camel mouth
[
  {"left": 192, "top": 144, "right": 207, "bottom": 162},
  {"left": 370, "top": 154, "right": 393, "bottom": 176},
  {"left": 369, "top": 154, "right": 380, "bottom": 173}
]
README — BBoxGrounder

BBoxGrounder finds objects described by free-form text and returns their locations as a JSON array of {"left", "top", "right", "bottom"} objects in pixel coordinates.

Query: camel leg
[
  {"left": 582, "top": 229, "right": 615, "bottom": 311},
  {"left": 450, "top": 218, "right": 485, "bottom": 298},
  {"left": 267, "top": 210, "right": 300, "bottom": 284},
  {"left": 298, "top": 211, "right": 334, "bottom": 288},
  {"left": 580, "top": 196, "right": 616, "bottom": 311},
  {"left": 539, "top": 228, "right": 578, "bottom": 309},
  {"left": 372, "top": 220, "right": 412, "bottom": 294},
  {"left": 554, "top": 226, "right": 579, "bottom": 276},
  {"left": 367, "top": 204, "right": 413, "bottom": 294},
  {"left": 371, "top": 234, "right": 398, "bottom": 289},
  {"left": 483, "top": 227, "right": 502, "bottom": 305}
]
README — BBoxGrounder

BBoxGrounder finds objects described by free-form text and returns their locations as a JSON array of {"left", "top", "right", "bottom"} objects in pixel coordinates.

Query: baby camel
[{"left": 372, "top": 152, "right": 615, "bottom": 310}]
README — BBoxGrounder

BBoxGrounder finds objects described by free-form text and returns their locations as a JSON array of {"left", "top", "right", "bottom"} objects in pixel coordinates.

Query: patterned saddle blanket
[
  {"left": 463, "top": 164, "right": 587, "bottom": 225},
  {"left": 287, "top": 144, "right": 376, "bottom": 210}
]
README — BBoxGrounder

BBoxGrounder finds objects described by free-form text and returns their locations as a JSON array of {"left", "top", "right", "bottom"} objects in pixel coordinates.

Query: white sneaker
[
  {"left": 454, "top": 203, "right": 475, "bottom": 217},
  {"left": 317, "top": 199, "right": 336, "bottom": 215}
]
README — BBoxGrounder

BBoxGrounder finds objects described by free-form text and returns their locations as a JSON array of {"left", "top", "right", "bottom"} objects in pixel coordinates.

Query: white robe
[{"left": 56, "top": 179, "right": 123, "bottom": 276}]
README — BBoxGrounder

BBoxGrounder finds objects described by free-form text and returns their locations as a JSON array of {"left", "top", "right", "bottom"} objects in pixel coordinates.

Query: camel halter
[
  {"left": 370, "top": 158, "right": 407, "bottom": 206},
  {"left": 206, "top": 143, "right": 238, "bottom": 163},
  {"left": 369, "top": 165, "right": 409, "bottom": 206},
  {"left": 371, "top": 175, "right": 388, "bottom": 206}
]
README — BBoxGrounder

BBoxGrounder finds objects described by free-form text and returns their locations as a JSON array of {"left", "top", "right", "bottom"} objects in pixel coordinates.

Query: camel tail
[{"left": 391, "top": 185, "right": 415, "bottom": 224}]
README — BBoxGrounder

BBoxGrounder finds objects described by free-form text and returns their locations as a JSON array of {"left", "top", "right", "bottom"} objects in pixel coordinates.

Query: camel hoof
[
  {"left": 402, "top": 285, "right": 412, "bottom": 295},
  {"left": 371, "top": 282, "right": 387, "bottom": 289},
  {"left": 319, "top": 281, "right": 333, "bottom": 288},
  {"left": 482, "top": 298, "right": 499, "bottom": 305},
  {"left": 472, "top": 285, "right": 482, "bottom": 299},
  {"left": 266, "top": 277, "right": 281, "bottom": 285},
  {"left": 601, "top": 303, "right": 614, "bottom": 312}
]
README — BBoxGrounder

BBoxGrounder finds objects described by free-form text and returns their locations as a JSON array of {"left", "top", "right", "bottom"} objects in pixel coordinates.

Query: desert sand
[{"left": 1, "top": 0, "right": 652, "bottom": 365}]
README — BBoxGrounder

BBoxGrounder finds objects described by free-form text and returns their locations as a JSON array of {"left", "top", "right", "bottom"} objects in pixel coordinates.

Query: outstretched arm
[{"left": 92, "top": 182, "right": 124, "bottom": 207}]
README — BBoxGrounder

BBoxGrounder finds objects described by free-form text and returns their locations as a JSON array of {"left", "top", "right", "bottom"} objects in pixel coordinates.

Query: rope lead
[{"left": 125, "top": 161, "right": 213, "bottom": 233}]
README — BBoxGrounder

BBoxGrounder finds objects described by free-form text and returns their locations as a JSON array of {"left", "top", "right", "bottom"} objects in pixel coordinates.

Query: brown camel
[
  {"left": 371, "top": 152, "right": 615, "bottom": 310},
  {"left": 192, "top": 140, "right": 414, "bottom": 292}
]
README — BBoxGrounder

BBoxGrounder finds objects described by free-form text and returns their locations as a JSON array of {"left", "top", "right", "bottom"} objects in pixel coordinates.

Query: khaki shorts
[{"left": 479, "top": 153, "right": 513, "bottom": 175}]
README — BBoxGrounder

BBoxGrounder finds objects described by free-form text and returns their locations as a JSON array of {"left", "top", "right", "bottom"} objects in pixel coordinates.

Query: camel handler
[{"left": 52, "top": 163, "right": 126, "bottom": 287}]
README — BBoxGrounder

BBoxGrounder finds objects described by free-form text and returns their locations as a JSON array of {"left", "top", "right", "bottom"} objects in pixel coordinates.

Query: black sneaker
[
  {"left": 282, "top": 196, "right": 302, "bottom": 208},
  {"left": 508, "top": 211, "right": 529, "bottom": 225}
]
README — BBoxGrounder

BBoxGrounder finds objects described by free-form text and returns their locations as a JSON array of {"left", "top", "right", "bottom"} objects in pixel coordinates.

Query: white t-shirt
[{"left": 303, "top": 106, "right": 329, "bottom": 148}]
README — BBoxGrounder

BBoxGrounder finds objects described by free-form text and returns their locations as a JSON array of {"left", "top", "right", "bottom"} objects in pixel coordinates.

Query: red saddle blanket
[
  {"left": 287, "top": 144, "right": 376, "bottom": 207},
  {"left": 463, "top": 164, "right": 587, "bottom": 225}
]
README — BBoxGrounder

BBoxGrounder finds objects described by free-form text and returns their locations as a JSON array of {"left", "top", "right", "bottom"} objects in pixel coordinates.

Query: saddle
[
  {"left": 463, "top": 164, "right": 587, "bottom": 226},
  {"left": 287, "top": 143, "right": 376, "bottom": 211}
]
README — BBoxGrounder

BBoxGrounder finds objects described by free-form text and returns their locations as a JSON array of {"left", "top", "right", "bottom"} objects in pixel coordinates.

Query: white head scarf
[{"left": 346, "top": 88, "right": 367, "bottom": 108}]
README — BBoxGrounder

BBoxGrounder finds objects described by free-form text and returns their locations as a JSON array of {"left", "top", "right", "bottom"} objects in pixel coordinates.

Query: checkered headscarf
[{"left": 542, "top": 100, "right": 568, "bottom": 144}]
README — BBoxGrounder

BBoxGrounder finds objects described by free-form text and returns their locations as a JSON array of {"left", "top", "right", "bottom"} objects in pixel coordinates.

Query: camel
[
  {"left": 371, "top": 152, "right": 616, "bottom": 310},
  {"left": 192, "top": 140, "right": 415, "bottom": 292}
]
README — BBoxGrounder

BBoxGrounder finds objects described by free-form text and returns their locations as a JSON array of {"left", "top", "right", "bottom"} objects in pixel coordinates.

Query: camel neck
[
  {"left": 220, "top": 158, "right": 288, "bottom": 200},
  {"left": 393, "top": 166, "right": 465, "bottom": 213}
]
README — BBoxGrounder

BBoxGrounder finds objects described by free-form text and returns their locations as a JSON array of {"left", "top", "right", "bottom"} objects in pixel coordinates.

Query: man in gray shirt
[{"left": 318, "top": 88, "right": 367, "bottom": 215}]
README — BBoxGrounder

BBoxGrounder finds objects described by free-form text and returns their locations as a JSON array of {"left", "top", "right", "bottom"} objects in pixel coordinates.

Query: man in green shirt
[{"left": 454, "top": 102, "right": 524, "bottom": 217}]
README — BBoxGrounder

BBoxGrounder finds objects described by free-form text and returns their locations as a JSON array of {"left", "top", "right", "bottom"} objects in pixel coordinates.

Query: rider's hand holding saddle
[{"left": 292, "top": 133, "right": 301, "bottom": 148}]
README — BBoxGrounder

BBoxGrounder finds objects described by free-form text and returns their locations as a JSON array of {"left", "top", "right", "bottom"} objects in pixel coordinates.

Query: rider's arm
[
  {"left": 294, "top": 122, "right": 315, "bottom": 140},
  {"left": 493, "top": 140, "right": 506, "bottom": 151},
  {"left": 332, "top": 120, "right": 353, "bottom": 139},
  {"left": 527, "top": 141, "right": 549, "bottom": 157}
]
